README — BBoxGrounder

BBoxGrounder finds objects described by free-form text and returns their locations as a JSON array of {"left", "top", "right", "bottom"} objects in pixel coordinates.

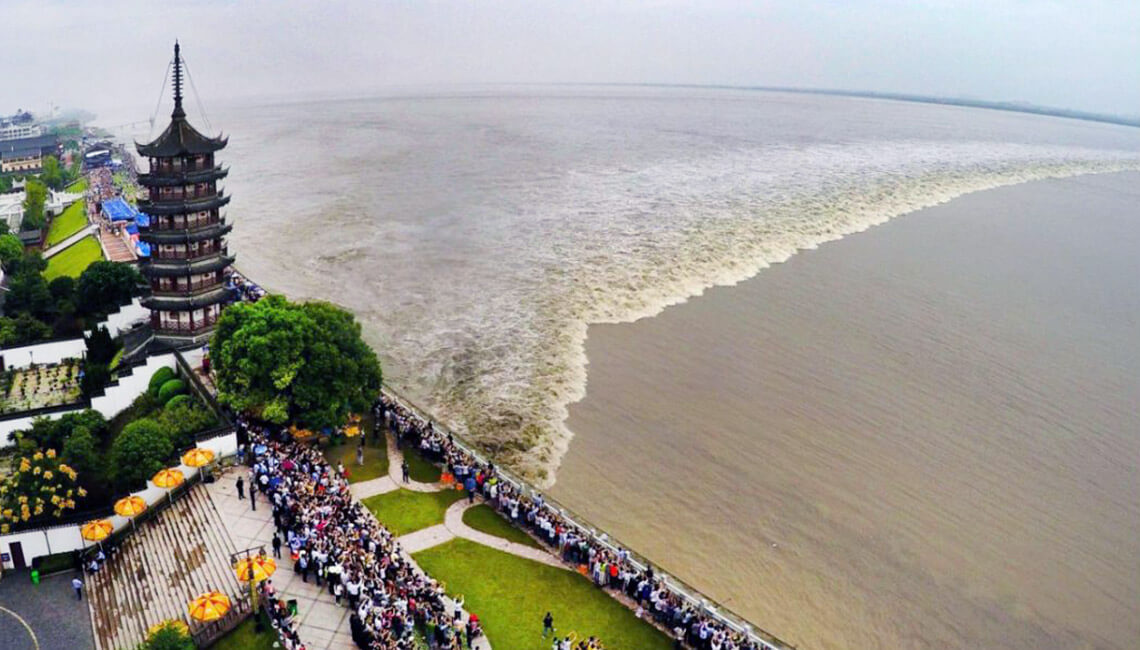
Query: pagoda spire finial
[{"left": 172, "top": 40, "right": 185, "bottom": 119}]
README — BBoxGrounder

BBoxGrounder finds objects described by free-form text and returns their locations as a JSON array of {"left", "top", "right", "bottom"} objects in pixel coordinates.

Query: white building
[{"left": 0, "top": 123, "right": 42, "bottom": 141}]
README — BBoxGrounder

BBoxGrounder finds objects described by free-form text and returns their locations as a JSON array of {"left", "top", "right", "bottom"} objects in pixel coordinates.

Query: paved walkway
[
  {"left": 42, "top": 224, "right": 95, "bottom": 258},
  {"left": 385, "top": 435, "right": 442, "bottom": 493},
  {"left": 442, "top": 502, "right": 568, "bottom": 569},
  {"left": 0, "top": 570, "right": 94, "bottom": 650}
]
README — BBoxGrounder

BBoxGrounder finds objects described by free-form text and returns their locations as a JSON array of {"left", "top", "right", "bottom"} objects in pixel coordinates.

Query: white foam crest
[{"left": 411, "top": 143, "right": 1140, "bottom": 486}]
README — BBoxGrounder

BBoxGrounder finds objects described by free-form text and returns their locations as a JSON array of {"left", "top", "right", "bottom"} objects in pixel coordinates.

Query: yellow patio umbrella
[
  {"left": 152, "top": 468, "right": 185, "bottom": 488},
  {"left": 187, "top": 591, "right": 231, "bottom": 623},
  {"left": 114, "top": 495, "right": 148, "bottom": 517},
  {"left": 80, "top": 519, "right": 113, "bottom": 542},
  {"left": 147, "top": 619, "right": 190, "bottom": 638},
  {"left": 181, "top": 448, "right": 215, "bottom": 468},
  {"left": 234, "top": 554, "right": 277, "bottom": 583}
]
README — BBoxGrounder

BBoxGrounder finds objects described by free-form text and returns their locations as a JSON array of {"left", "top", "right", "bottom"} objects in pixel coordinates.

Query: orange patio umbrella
[
  {"left": 181, "top": 448, "right": 216, "bottom": 468},
  {"left": 187, "top": 591, "right": 231, "bottom": 623},
  {"left": 234, "top": 554, "right": 277, "bottom": 583},
  {"left": 80, "top": 519, "right": 113, "bottom": 542},
  {"left": 114, "top": 495, "right": 147, "bottom": 517},
  {"left": 152, "top": 468, "right": 185, "bottom": 488}
]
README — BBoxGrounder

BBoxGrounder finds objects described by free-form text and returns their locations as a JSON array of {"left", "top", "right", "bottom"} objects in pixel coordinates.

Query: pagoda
[{"left": 136, "top": 42, "right": 234, "bottom": 347}]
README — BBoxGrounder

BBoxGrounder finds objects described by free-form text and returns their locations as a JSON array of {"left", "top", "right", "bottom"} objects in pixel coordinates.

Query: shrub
[
  {"left": 148, "top": 367, "right": 176, "bottom": 396},
  {"left": 164, "top": 394, "right": 192, "bottom": 410},
  {"left": 157, "top": 379, "right": 187, "bottom": 404},
  {"left": 81, "top": 363, "right": 110, "bottom": 399},
  {"left": 110, "top": 419, "right": 173, "bottom": 490}
]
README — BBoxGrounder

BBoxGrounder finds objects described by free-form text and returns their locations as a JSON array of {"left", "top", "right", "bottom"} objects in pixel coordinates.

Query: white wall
[
  {"left": 0, "top": 338, "right": 85, "bottom": 370},
  {"left": 89, "top": 352, "right": 175, "bottom": 419},
  {"left": 100, "top": 298, "right": 149, "bottom": 338},
  {"left": 0, "top": 429, "right": 237, "bottom": 571}
]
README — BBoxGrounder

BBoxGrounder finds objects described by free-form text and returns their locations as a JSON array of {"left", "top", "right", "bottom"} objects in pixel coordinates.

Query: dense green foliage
[
  {"left": 41, "top": 155, "right": 66, "bottom": 190},
  {"left": 0, "top": 313, "right": 52, "bottom": 346},
  {"left": 212, "top": 295, "right": 382, "bottom": 429},
  {"left": 0, "top": 233, "right": 21, "bottom": 269},
  {"left": 137, "top": 624, "right": 196, "bottom": 650},
  {"left": 21, "top": 178, "right": 47, "bottom": 230},
  {"left": 4, "top": 253, "right": 51, "bottom": 318},
  {"left": 75, "top": 260, "right": 142, "bottom": 314},
  {"left": 110, "top": 419, "right": 173, "bottom": 490},
  {"left": 15, "top": 410, "right": 109, "bottom": 454}
]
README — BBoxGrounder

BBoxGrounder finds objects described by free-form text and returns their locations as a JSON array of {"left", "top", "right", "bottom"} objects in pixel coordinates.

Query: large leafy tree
[
  {"left": 21, "top": 178, "right": 47, "bottom": 230},
  {"left": 75, "top": 261, "right": 142, "bottom": 315},
  {"left": 212, "top": 295, "right": 382, "bottom": 430},
  {"left": 110, "top": 419, "right": 173, "bottom": 490},
  {"left": 41, "top": 155, "right": 65, "bottom": 190},
  {"left": 0, "top": 233, "right": 21, "bottom": 270}
]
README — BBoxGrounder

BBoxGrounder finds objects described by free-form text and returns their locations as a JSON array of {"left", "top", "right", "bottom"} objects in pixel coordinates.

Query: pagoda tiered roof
[
  {"left": 138, "top": 254, "right": 236, "bottom": 278},
  {"left": 137, "top": 166, "right": 228, "bottom": 186},
  {"left": 139, "top": 220, "right": 232, "bottom": 245},
  {"left": 142, "top": 287, "right": 231, "bottom": 311},
  {"left": 137, "top": 192, "right": 230, "bottom": 215}
]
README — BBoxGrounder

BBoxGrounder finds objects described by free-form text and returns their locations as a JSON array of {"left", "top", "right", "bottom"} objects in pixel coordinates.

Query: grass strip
[
  {"left": 414, "top": 539, "right": 672, "bottom": 650},
  {"left": 362, "top": 488, "right": 465, "bottom": 536}
]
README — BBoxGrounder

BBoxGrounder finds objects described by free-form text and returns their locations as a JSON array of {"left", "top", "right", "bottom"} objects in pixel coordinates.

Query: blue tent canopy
[
  {"left": 102, "top": 198, "right": 137, "bottom": 221},
  {"left": 136, "top": 212, "right": 151, "bottom": 227},
  {"left": 125, "top": 222, "right": 138, "bottom": 234},
  {"left": 135, "top": 241, "right": 151, "bottom": 257}
]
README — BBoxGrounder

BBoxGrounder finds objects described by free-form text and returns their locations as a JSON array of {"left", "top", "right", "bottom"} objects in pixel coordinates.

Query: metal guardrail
[{"left": 379, "top": 384, "right": 795, "bottom": 650}]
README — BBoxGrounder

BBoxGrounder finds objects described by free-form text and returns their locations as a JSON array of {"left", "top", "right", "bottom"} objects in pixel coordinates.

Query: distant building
[
  {"left": 0, "top": 133, "right": 60, "bottom": 173},
  {"left": 0, "top": 122, "right": 43, "bottom": 141}
]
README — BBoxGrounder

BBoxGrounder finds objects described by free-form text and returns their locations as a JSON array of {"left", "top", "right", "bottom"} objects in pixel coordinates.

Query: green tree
[
  {"left": 85, "top": 326, "right": 118, "bottom": 365},
  {"left": 41, "top": 155, "right": 64, "bottom": 190},
  {"left": 139, "top": 624, "right": 195, "bottom": 650},
  {"left": 156, "top": 401, "right": 218, "bottom": 450},
  {"left": 48, "top": 275, "right": 76, "bottom": 301},
  {"left": 21, "top": 178, "right": 47, "bottom": 230},
  {"left": 5, "top": 264, "right": 52, "bottom": 317},
  {"left": 62, "top": 425, "right": 102, "bottom": 481},
  {"left": 0, "top": 233, "right": 21, "bottom": 270},
  {"left": 110, "top": 419, "right": 173, "bottom": 490},
  {"left": 212, "top": 295, "right": 382, "bottom": 430},
  {"left": 75, "top": 261, "right": 142, "bottom": 315},
  {"left": 0, "top": 313, "right": 51, "bottom": 346},
  {"left": 0, "top": 174, "right": 13, "bottom": 193}
]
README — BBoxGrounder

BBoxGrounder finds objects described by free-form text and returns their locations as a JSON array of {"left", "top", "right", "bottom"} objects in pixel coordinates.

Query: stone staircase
[{"left": 87, "top": 484, "right": 246, "bottom": 650}]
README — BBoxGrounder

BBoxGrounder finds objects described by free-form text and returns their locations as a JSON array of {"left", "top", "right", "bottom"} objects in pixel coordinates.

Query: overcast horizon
[{"left": 2, "top": 0, "right": 1138, "bottom": 119}]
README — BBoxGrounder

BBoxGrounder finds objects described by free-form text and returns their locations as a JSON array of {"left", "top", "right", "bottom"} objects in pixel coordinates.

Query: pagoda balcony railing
[
  {"left": 152, "top": 277, "right": 223, "bottom": 294},
  {"left": 146, "top": 214, "right": 222, "bottom": 231},
  {"left": 151, "top": 245, "right": 228, "bottom": 261},
  {"left": 149, "top": 156, "right": 213, "bottom": 175},
  {"left": 147, "top": 186, "right": 218, "bottom": 202},
  {"left": 153, "top": 313, "right": 220, "bottom": 334}
]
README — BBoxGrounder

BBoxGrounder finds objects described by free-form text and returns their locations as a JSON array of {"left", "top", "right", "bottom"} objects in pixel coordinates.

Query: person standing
[
  {"left": 543, "top": 611, "right": 554, "bottom": 638},
  {"left": 236, "top": 475, "right": 245, "bottom": 500},
  {"left": 72, "top": 576, "right": 83, "bottom": 601},
  {"left": 356, "top": 442, "right": 365, "bottom": 466},
  {"left": 465, "top": 476, "right": 477, "bottom": 504},
  {"left": 401, "top": 458, "right": 410, "bottom": 483},
  {"left": 271, "top": 532, "right": 282, "bottom": 559}
]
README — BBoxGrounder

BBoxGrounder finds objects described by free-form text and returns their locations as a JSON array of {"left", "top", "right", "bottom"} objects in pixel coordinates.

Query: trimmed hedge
[
  {"left": 157, "top": 378, "right": 187, "bottom": 404},
  {"left": 148, "top": 367, "right": 176, "bottom": 396},
  {"left": 164, "top": 394, "right": 192, "bottom": 410}
]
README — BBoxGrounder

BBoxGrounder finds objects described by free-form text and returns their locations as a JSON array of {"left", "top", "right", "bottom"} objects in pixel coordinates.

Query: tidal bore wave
[{"left": 416, "top": 147, "right": 1140, "bottom": 485}]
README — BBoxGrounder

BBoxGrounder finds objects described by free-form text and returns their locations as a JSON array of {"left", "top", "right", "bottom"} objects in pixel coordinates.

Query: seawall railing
[{"left": 379, "top": 383, "right": 795, "bottom": 650}]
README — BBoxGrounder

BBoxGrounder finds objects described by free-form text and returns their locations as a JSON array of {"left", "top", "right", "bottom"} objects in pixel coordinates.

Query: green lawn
[
  {"left": 46, "top": 199, "right": 86, "bottom": 245},
  {"left": 362, "top": 488, "right": 465, "bottom": 535},
  {"left": 44, "top": 235, "right": 103, "bottom": 280},
  {"left": 324, "top": 437, "right": 388, "bottom": 483},
  {"left": 404, "top": 448, "right": 442, "bottom": 483},
  {"left": 211, "top": 614, "right": 279, "bottom": 650},
  {"left": 414, "top": 539, "right": 671, "bottom": 650},
  {"left": 65, "top": 178, "right": 88, "bottom": 193},
  {"left": 462, "top": 504, "right": 543, "bottom": 549}
]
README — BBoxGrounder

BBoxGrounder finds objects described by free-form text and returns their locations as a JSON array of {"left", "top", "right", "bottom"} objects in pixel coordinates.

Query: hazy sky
[{"left": 3, "top": 0, "right": 1138, "bottom": 118}]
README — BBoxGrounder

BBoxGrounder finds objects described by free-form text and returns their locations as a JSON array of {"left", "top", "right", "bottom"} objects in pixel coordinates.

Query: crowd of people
[
  {"left": 225, "top": 269, "right": 267, "bottom": 303},
  {"left": 240, "top": 416, "right": 484, "bottom": 650},
  {"left": 376, "top": 395, "right": 768, "bottom": 650}
]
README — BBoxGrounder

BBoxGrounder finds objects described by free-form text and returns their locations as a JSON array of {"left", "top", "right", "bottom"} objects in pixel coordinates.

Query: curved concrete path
[
  {"left": 386, "top": 433, "right": 443, "bottom": 492},
  {"left": 443, "top": 501, "right": 569, "bottom": 570}
]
